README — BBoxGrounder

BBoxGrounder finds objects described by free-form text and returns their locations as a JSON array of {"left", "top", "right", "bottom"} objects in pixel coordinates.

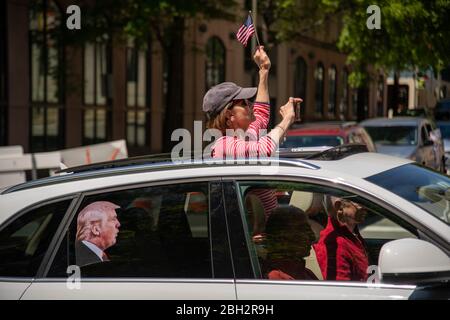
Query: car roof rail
[
  {"left": 2, "top": 156, "right": 320, "bottom": 194},
  {"left": 56, "top": 151, "right": 323, "bottom": 175},
  {"left": 55, "top": 152, "right": 174, "bottom": 174}
]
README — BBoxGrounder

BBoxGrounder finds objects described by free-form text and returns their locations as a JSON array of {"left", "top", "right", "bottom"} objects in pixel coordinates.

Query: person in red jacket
[{"left": 313, "top": 197, "right": 369, "bottom": 282}]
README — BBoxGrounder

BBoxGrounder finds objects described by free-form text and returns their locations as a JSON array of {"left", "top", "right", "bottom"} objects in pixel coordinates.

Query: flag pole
[{"left": 248, "top": 10, "right": 261, "bottom": 48}]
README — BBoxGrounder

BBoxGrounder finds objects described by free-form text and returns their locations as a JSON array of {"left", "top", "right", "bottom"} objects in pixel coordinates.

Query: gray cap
[{"left": 203, "top": 82, "right": 257, "bottom": 117}]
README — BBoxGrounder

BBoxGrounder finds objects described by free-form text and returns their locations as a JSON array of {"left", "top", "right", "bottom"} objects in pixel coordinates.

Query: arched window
[
  {"left": 328, "top": 66, "right": 337, "bottom": 116},
  {"left": 340, "top": 68, "right": 349, "bottom": 119},
  {"left": 205, "top": 37, "right": 225, "bottom": 90},
  {"left": 83, "top": 35, "right": 112, "bottom": 145},
  {"left": 294, "top": 57, "right": 307, "bottom": 120},
  {"left": 314, "top": 63, "right": 324, "bottom": 115},
  {"left": 29, "top": 0, "right": 64, "bottom": 151}
]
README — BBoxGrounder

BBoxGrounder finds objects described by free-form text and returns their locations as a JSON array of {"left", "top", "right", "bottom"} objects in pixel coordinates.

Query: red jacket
[{"left": 313, "top": 217, "right": 369, "bottom": 282}]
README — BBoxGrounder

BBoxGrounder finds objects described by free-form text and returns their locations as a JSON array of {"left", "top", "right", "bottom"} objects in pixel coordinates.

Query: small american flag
[{"left": 236, "top": 15, "right": 255, "bottom": 47}]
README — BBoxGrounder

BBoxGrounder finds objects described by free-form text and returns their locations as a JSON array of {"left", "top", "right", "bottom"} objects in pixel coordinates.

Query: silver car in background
[
  {"left": 361, "top": 117, "right": 446, "bottom": 172},
  {"left": 437, "top": 121, "right": 450, "bottom": 173}
]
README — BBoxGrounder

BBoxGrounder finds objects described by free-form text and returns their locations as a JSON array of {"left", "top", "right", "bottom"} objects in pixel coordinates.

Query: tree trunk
[{"left": 162, "top": 17, "right": 185, "bottom": 152}]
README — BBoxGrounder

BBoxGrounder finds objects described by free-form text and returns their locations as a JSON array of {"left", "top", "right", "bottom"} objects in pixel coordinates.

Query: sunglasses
[{"left": 231, "top": 99, "right": 254, "bottom": 109}]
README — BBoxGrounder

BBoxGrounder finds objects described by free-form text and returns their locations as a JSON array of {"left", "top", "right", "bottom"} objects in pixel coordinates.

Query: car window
[
  {"left": 281, "top": 135, "right": 344, "bottom": 148},
  {"left": 0, "top": 200, "right": 71, "bottom": 277},
  {"left": 367, "top": 163, "right": 450, "bottom": 224},
  {"left": 365, "top": 126, "right": 418, "bottom": 146},
  {"left": 236, "top": 181, "right": 417, "bottom": 283},
  {"left": 47, "top": 182, "right": 212, "bottom": 278}
]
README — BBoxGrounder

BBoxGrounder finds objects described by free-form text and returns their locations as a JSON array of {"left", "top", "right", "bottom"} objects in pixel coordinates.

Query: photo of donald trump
[{"left": 75, "top": 201, "right": 121, "bottom": 267}]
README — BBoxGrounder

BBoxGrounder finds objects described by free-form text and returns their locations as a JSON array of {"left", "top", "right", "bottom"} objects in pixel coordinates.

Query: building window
[
  {"left": 328, "top": 66, "right": 337, "bottom": 117},
  {"left": 29, "top": 0, "right": 64, "bottom": 152},
  {"left": 205, "top": 37, "right": 225, "bottom": 90},
  {"left": 340, "top": 68, "right": 349, "bottom": 119},
  {"left": 377, "top": 75, "right": 385, "bottom": 117},
  {"left": 126, "top": 39, "right": 150, "bottom": 149},
  {"left": 294, "top": 57, "right": 307, "bottom": 120},
  {"left": 0, "top": 0, "right": 7, "bottom": 146},
  {"left": 314, "top": 62, "right": 324, "bottom": 115},
  {"left": 83, "top": 38, "right": 111, "bottom": 145}
]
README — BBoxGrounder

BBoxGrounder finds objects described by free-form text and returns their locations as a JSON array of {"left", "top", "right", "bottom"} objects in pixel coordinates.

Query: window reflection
[
  {"left": 47, "top": 182, "right": 212, "bottom": 278},
  {"left": 238, "top": 181, "right": 418, "bottom": 282}
]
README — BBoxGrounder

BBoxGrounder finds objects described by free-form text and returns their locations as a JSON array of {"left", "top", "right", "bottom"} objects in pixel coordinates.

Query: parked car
[
  {"left": 361, "top": 117, "right": 446, "bottom": 172},
  {"left": 280, "top": 122, "right": 377, "bottom": 152},
  {"left": 0, "top": 150, "right": 449, "bottom": 300},
  {"left": 437, "top": 121, "right": 450, "bottom": 172},
  {"left": 435, "top": 98, "right": 450, "bottom": 120}
]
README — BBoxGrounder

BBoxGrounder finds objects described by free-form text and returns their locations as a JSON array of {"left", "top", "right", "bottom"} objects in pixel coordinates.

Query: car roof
[
  {"left": 307, "top": 152, "right": 412, "bottom": 178},
  {"left": 1, "top": 151, "right": 411, "bottom": 197},
  {"left": 361, "top": 117, "right": 425, "bottom": 127}
]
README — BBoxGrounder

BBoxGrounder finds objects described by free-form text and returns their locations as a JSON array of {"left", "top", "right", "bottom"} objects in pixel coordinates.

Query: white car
[{"left": 0, "top": 150, "right": 449, "bottom": 300}]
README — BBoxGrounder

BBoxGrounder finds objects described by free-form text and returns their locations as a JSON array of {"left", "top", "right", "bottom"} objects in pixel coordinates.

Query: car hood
[{"left": 375, "top": 144, "right": 416, "bottom": 158}]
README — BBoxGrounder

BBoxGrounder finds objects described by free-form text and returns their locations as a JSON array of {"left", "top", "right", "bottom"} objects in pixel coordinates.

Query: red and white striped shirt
[
  {"left": 211, "top": 102, "right": 277, "bottom": 159},
  {"left": 211, "top": 101, "right": 278, "bottom": 219}
]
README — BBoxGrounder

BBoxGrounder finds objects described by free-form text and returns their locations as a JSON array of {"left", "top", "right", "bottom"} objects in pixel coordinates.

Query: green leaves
[
  {"left": 331, "top": 0, "right": 450, "bottom": 86},
  {"left": 257, "top": 0, "right": 449, "bottom": 88}
]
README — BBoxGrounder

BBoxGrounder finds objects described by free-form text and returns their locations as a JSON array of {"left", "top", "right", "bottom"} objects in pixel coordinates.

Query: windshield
[
  {"left": 281, "top": 135, "right": 344, "bottom": 148},
  {"left": 366, "top": 163, "right": 450, "bottom": 224},
  {"left": 365, "top": 126, "right": 417, "bottom": 146}
]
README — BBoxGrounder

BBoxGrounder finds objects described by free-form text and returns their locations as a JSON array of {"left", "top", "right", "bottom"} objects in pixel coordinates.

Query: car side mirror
[{"left": 379, "top": 239, "right": 450, "bottom": 285}]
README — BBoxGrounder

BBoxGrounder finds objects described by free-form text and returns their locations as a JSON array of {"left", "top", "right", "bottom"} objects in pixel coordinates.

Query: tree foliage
[{"left": 257, "top": 0, "right": 450, "bottom": 87}]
